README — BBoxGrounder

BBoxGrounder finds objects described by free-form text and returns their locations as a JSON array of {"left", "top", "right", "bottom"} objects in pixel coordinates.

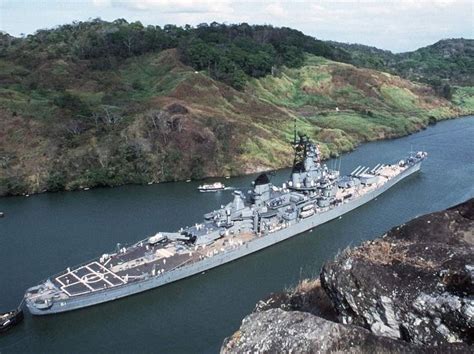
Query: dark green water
[{"left": 1, "top": 116, "right": 473, "bottom": 353}]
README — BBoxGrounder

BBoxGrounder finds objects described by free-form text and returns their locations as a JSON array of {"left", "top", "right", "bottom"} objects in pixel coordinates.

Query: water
[{"left": 1, "top": 116, "right": 473, "bottom": 353}]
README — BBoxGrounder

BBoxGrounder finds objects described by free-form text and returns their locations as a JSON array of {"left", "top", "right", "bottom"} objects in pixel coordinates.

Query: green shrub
[{"left": 46, "top": 171, "right": 67, "bottom": 192}]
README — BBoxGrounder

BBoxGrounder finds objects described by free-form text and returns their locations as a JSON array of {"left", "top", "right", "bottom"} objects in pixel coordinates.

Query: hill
[
  {"left": 332, "top": 38, "right": 474, "bottom": 88},
  {"left": 0, "top": 20, "right": 472, "bottom": 196}
]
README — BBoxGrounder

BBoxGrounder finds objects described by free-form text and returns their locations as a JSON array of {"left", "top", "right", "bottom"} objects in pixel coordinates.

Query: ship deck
[
  {"left": 48, "top": 164, "right": 411, "bottom": 298},
  {"left": 51, "top": 242, "right": 197, "bottom": 297},
  {"left": 50, "top": 232, "right": 258, "bottom": 298},
  {"left": 53, "top": 261, "right": 127, "bottom": 296}
]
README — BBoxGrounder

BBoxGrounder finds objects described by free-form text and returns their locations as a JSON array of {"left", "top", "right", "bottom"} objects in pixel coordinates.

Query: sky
[{"left": 0, "top": 0, "right": 472, "bottom": 52}]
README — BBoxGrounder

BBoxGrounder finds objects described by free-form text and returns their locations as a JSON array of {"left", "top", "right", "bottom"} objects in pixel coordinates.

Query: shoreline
[{"left": 2, "top": 113, "right": 473, "bottom": 198}]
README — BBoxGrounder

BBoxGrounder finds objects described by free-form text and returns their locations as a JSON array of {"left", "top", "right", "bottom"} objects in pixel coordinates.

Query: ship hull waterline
[{"left": 27, "top": 162, "right": 421, "bottom": 315}]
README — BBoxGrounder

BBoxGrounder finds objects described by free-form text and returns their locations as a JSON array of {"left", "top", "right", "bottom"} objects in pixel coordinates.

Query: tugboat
[
  {"left": 198, "top": 182, "right": 226, "bottom": 192},
  {"left": 0, "top": 308, "right": 24, "bottom": 333}
]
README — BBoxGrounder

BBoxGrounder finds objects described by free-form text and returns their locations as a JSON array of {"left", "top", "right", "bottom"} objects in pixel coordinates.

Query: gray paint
[{"left": 24, "top": 135, "right": 426, "bottom": 315}]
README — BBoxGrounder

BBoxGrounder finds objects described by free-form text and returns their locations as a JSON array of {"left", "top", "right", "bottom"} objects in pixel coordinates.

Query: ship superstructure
[{"left": 24, "top": 134, "right": 427, "bottom": 315}]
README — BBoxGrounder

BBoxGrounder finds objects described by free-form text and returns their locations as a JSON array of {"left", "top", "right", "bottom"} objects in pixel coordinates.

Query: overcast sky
[{"left": 0, "top": 0, "right": 472, "bottom": 52}]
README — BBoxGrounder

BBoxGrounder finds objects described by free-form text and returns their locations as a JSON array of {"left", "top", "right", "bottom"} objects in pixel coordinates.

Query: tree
[{"left": 442, "top": 84, "right": 452, "bottom": 100}]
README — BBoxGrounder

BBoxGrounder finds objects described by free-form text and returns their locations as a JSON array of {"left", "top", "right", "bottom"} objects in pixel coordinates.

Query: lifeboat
[{"left": 299, "top": 205, "right": 315, "bottom": 218}]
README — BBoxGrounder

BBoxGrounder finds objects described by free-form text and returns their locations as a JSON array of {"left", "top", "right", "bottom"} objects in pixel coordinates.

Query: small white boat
[{"left": 198, "top": 182, "right": 225, "bottom": 192}]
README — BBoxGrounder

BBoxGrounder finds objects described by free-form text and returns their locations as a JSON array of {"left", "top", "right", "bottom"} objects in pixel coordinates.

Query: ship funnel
[{"left": 254, "top": 173, "right": 270, "bottom": 186}]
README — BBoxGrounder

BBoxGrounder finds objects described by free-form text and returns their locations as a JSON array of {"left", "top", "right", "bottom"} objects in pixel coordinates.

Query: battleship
[{"left": 24, "top": 133, "right": 427, "bottom": 315}]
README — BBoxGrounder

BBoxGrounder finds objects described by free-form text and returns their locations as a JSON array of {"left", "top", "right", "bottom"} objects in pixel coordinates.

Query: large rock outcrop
[
  {"left": 222, "top": 198, "right": 473, "bottom": 352},
  {"left": 321, "top": 199, "right": 473, "bottom": 345},
  {"left": 223, "top": 308, "right": 423, "bottom": 353}
]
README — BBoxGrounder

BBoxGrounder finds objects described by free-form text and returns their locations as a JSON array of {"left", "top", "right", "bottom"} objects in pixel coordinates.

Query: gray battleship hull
[{"left": 27, "top": 161, "right": 421, "bottom": 315}]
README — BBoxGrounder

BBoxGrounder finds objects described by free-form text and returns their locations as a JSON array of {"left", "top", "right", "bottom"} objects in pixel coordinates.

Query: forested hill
[
  {"left": 331, "top": 38, "right": 474, "bottom": 88},
  {"left": 0, "top": 20, "right": 349, "bottom": 89},
  {"left": 0, "top": 20, "right": 473, "bottom": 196}
]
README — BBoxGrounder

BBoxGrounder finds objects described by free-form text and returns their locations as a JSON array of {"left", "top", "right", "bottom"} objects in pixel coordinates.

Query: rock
[
  {"left": 221, "top": 199, "right": 473, "bottom": 353},
  {"left": 222, "top": 309, "right": 468, "bottom": 353},
  {"left": 321, "top": 198, "right": 474, "bottom": 346},
  {"left": 253, "top": 278, "right": 338, "bottom": 322},
  {"left": 222, "top": 308, "right": 422, "bottom": 353}
]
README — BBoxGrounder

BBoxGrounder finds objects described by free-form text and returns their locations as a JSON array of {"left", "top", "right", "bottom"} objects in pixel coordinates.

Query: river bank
[
  {"left": 1, "top": 113, "right": 471, "bottom": 198},
  {"left": 2, "top": 32, "right": 472, "bottom": 198}
]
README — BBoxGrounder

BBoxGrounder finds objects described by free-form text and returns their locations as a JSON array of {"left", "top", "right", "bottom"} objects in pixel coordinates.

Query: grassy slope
[
  {"left": 331, "top": 39, "right": 474, "bottom": 86},
  {"left": 0, "top": 50, "right": 295, "bottom": 195},
  {"left": 0, "top": 51, "right": 472, "bottom": 196},
  {"left": 247, "top": 54, "right": 471, "bottom": 157},
  {"left": 452, "top": 86, "right": 474, "bottom": 112}
]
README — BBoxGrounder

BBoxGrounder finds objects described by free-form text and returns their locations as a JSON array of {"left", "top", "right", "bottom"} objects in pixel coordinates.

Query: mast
[{"left": 293, "top": 118, "right": 297, "bottom": 145}]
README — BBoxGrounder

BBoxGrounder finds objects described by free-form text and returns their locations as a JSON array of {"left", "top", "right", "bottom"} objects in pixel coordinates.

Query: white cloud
[
  {"left": 112, "top": 0, "right": 234, "bottom": 13},
  {"left": 0, "top": 0, "right": 471, "bottom": 52},
  {"left": 265, "top": 2, "right": 287, "bottom": 18},
  {"left": 92, "top": 0, "right": 112, "bottom": 7},
  {"left": 433, "top": 0, "right": 457, "bottom": 6}
]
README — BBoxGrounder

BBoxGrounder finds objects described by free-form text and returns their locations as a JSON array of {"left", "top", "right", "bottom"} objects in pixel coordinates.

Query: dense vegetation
[
  {"left": 178, "top": 23, "right": 349, "bottom": 89},
  {"left": 0, "top": 19, "right": 348, "bottom": 89},
  {"left": 0, "top": 20, "right": 472, "bottom": 196},
  {"left": 332, "top": 39, "right": 474, "bottom": 92}
]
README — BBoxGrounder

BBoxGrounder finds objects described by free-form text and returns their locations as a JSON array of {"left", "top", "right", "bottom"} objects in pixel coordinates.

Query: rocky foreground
[{"left": 222, "top": 199, "right": 474, "bottom": 353}]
